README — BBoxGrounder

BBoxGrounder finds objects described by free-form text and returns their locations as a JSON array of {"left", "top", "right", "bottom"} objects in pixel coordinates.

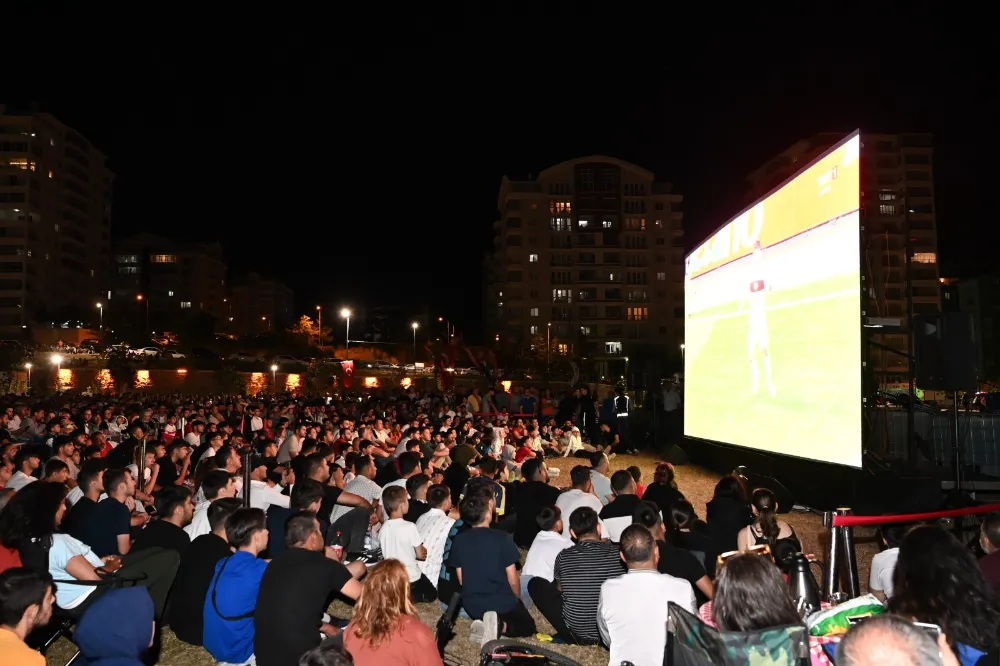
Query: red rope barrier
[{"left": 832, "top": 502, "right": 1000, "bottom": 527}]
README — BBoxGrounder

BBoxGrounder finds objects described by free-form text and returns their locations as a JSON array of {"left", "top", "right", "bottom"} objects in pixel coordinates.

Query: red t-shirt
[{"left": 343, "top": 614, "right": 443, "bottom": 666}]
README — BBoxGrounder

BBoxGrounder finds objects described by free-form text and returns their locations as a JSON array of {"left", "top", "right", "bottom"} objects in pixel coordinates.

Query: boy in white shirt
[{"left": 379, "top": 485, "right": 437, "bottom": 601}]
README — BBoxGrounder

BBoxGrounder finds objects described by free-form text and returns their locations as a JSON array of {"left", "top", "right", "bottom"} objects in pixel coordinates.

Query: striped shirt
[{"left": 553, "top": 539, "right": 625, "bottom": 643}]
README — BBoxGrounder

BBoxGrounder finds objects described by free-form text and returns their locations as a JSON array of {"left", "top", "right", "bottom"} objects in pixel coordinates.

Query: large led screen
[{"left": 684, "top": 131, "right": 862, "bottom": 467}]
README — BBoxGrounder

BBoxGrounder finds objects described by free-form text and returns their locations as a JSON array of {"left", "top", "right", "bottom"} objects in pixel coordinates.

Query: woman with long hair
[
  {"left": 891, "top": 524, "right": 1000, "bottom": 657},
  {"left": 706, "top": 474, "right": 753, "bottom": 554},
  {"left": 711, "top": 552, "right": 802, "bottom": 632},
  {"left": 343, "top": 559, "right": 443, "bottom": 666},
  {"left": 641, "top": 462, "right": 685, "bottom": 521},
  {"left": 737, "top": 488, "right": 800, "bottom": 558}
]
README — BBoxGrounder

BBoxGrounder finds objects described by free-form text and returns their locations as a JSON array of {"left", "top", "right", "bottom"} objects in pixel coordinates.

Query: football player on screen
[{"left": 735, "top": 240, "right": 776, "bottom": 397}]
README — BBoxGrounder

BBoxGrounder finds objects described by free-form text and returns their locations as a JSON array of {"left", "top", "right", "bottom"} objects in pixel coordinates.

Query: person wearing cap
[{"left": 247, "top": 458, "right": 290, "bottom": 512}]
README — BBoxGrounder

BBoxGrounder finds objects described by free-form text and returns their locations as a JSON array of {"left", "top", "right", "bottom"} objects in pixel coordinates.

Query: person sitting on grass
[{"left": 378, "top": 485, "right": 436, "bottom": 602}]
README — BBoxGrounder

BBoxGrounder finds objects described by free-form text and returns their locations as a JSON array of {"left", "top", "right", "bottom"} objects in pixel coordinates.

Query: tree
[{"left": 288, "top": 315, "right": 332, "bottom": 346}]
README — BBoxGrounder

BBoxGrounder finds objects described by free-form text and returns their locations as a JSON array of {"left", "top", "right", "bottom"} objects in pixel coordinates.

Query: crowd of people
[{"left": 0, "top": 386, "right": 996, "bottom": 666}]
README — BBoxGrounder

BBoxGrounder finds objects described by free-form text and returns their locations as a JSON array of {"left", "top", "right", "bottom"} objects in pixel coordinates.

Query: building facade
[
  {"left": 0, "top": 108, "right": 113, "bottom": 336},
  {"left": 746, "top": 132, "right": 940, "bottom": 381},
  {"left": 230, "top": 272, "right": 294, "bottom": 337},
  {"left": 486, "top": 156, "right": 684, "bottom": 375},
  {"left": 113, "top": 233, "right": 228, "bottom": 328}
]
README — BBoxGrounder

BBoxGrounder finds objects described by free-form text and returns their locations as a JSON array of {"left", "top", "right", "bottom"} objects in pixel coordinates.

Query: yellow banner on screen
[{"left": 687, "top": 134, "right": 860, "bottom": 281}]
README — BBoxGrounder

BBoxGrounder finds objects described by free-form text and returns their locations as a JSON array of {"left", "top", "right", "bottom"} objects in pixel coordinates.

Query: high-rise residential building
[
  {"left": 486, "top": 156, "right": 684, "bottom": 376},
  {"left": 230, "top": 272, "right": 293, "bottom": 337},
  {"left": 0, "top": 107, "right": 113, "bottom": 336},
  {"left": 746, "top": 132, "right": 940, "bottom": 381},
  {"left": 113, "top": 233, "right": 228, "bottom": 328}
]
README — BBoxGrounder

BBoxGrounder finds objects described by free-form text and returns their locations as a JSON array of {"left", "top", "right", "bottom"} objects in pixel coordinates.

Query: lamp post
[
  {"left": 411, "top": 322, "right": 419, "bottom": 361},
  {"left": 437, "top": 316, "right": 454, "bottom": 342},
  {"left": 340, "top": 308, "right": 352, "bottom": 358},
  {"left": 96, "top": 302, "right": 103, "bottom": 330},
  {"left": 270, "top": 363, "right": 278, "bottom": 389},
  {"left": 24, "top": 362, "right": 31, "bottom": 388},
  {"left": 51, "top": 354, "right": 62, "bottom": 390},
  {"left": 680, "top": 343, "right": 686, "bottom": 364},
  {"left": 316, "top": 305, "right": 322, "bottom": 346},
  {"left": 223, "top": 298, "right": 232, "bottom": 330},
  {"left": 261, "top": 315, "right": 270, "bottom": 332},
  {"left": 136, "top": 294, "right": 148, "bottom": 333},
  {"left": 546, "top": 322, "right": 551, "bottom": 376}
]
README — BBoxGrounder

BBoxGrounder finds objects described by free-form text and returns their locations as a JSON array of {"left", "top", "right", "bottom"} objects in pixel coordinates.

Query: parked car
[
  {"left": 272, "top": 354, "right": 304, "bottom": 366},
  {"left": 228, "top": 352, "right": 259, "bottom": 362},
  {"left": 160, "top": 348, "right": 187, "bottom": 359},
  {"left": 129, "top": 346, "right": 161, "bottom": 358}
]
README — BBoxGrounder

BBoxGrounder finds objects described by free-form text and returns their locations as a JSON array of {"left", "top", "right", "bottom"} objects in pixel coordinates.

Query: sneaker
[
  {"left": 607, "top": 453, "right": 617, "bottom": 460},
  {"left": 481, "top": 610, "right": 499, "bottom": 646},
  {"left": 548, "top": 467, "right": 560, "bottom": 478},
  {"left": 469, "top": 619, "right": 485, "bottom": 644}
]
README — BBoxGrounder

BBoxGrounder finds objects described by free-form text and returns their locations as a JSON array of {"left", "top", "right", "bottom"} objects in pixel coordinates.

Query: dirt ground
[{"left": 45, "top": 452, "right": 879, "bottom": 666}]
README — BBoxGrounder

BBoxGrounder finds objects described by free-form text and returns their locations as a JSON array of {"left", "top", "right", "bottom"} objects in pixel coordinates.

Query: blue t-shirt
[
  {"left": 449, "top": 527, "right": 520, "bottom": 618},
  {"left": 203, "top": 551, "right": 269, "bottom": 663}
]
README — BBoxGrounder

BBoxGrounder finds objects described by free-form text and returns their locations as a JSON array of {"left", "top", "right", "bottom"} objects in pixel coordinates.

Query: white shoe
[
  {"left": 469, "top": 619, "right": 485, "bottom": 644},
  {"left": 481, "top": 611, "right": 499, "bottom": 646},
  {"left": 607, "top": 453, "right": 617, "bottom": 460}
]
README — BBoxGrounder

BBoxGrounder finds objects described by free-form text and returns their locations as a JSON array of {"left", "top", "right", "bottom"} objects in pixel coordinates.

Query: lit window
[
  {"left": 579, "top": 219, "right": 589, "bottom": 228},
  {"left": 116, "top": 254, "right": 138, "bottom": 264},
  {"left": 150, "top": 254, "right": 177, "bottom": 263},
  {"left": 605, "top": 341, "right": 623, "bottom": 354},
  {"left": 557, "top": 343, "right": 568, "bottom": 354},
  {"left": 48, "top": 170, "right": 53, "bottom": 178},
  {"left": 580, "top": 326, "right": 591, "bottom": 335},
  {"left": 913, "top": 252, "right": 937, "bottom": 264},
  {"left": 530, "top": 325, "right": 539, "bottom": 334},
  {"left": 530, "top": 308, "right": 539, "bottom": 317},
  {"left": 168, "top": 290, "right": 174, "bottom": 297},
  {"left": 180, "top": 301, "right": 192, "bottom": 308},
  {"left": 628, "top": 307, "right": 649, "bottom": 321},
  {"left": 529, "top": 254, "right": 539, "bottom": 263},
  {"left": 656, "top": 272, "right": 666, "bottom": 281}
]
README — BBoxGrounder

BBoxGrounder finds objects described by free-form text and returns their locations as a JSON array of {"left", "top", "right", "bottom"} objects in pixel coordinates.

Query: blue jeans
[{"left": 520, "top": 575, "right": 534, "bottom": 610}]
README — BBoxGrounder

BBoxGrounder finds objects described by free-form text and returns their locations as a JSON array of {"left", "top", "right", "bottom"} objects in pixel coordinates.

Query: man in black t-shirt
[
  {"left": 63, "top": 462, "right": 105, "bottom": 541},
  {"left": 153, "top": 441, "right": 191, "bottom": 493},
  {"left": 512, "top": 459, "right": 561, "bottom": 548},
  {"left": 633, "top": 500, "right": 713, "bottom": 605},
  {"left": 167, "top": 498, "right": 241, "bottom": 646},
  {"left": 78, "top": 467, "right": 136, "bottom": 557},
  {"left": 132, "top": 486, "right": 193, "bottom": 557},
  {"left": 255, "top": 511, "right": 366, "bottom": 666}
]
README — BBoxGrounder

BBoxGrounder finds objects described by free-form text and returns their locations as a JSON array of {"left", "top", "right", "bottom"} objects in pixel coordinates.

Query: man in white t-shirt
[
  {"left": 379, "top": 486, "right": 436, "bottom": 601},
  {"left": 521, "top": 506, "right": 572, "bottom": 608},
  {"left": 556, "top": 465, "right": 606, "bottom": 538},
  {"left": 869, "top": 525, "right": 904, "bottom": 602}
]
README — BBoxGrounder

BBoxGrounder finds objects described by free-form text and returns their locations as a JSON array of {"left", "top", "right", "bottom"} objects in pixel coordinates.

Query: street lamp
[
  {"left": 315, "top": 305, "right": 323, "bottom": 346},
  {"left": 270, "top": 363, "right": 278, "bottom": 387},
  {"left": 136, "top": 294, "right": 148, "bottom": 333},
  {"left": 51, "top": 354, "right": 63, "bottom": 386},
  {"left": 340, "top": 308, "right": 352, "bottom": 358},
  {"left": 96, "top": 302, "right": 103, "bottom": 330},
  {"left": 411, "top": 322, "right": 419, "bottom": 360},
  {"left": 261, "top": 315, "right": 270, "bottom": 331},
  {"left": 437, "top": 316, "right": 454, "bottom": 341},
  {"left": 546, "top": 322, "right": 552, "bottom": 375},
  {"left": 680, "top": 343, "right": 686, "bottom": 364},
  {"left": 24, "top": 362, "right": 31, "bottom": 387}
]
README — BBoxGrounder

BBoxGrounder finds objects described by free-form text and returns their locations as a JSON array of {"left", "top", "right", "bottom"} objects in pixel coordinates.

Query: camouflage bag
[{"left": 667, "top": 602, "right": 810, "bottom": 666}]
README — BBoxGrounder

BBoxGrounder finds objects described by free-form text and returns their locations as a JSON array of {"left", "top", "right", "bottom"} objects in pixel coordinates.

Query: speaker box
[
  {"left": 914, "top": 312, "right": 978, "bottom": 391},
  {"left": 738, "top": 469, "right": 796, "bottom": 514},
  {"left": 660, "top": 444, "right": 689, "bottom": 466}
]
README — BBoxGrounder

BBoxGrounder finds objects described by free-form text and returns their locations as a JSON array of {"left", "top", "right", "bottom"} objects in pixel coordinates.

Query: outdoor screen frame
[{"left": 683, "top": 129, "right": 863, "bottom": 468}]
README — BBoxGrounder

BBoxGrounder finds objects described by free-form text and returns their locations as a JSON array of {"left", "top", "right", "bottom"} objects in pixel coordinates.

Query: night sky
[{"left": 13, "top": 27, "right": 978, "bottom": 340}]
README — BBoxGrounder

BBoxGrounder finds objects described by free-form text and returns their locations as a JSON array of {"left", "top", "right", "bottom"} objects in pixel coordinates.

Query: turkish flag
[{"left": 341, "top": 360, "right": 354, "bottom": 388}]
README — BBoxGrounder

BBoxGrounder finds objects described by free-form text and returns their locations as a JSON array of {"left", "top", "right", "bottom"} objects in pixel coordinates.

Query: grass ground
[
  {"left": 45, "top": 453, "right": 878, "bottom": 666},
  {"left": 685, "top": 271, "right": 862, "bottom": 466}
]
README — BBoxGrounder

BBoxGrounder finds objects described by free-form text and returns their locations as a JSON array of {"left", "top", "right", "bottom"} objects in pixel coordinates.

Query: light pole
[
  {"left": 680, "top": 343, "right": 686, "bottom": 365},
  {"left": 24, "top": 362, "right": 31, "bottom": 389},
  {"left": 437, "top": 316, "right": 454, "bottom": 342},
  {"left": 137, "top": 294, "right": 148, "bottom": 333},
  {"left": 96, "top": 302, "right": 103, "bottom": 330},
  {"left": 340, "top": 308, "right": 352, "bottom": 358},
  {"left": 223, "top": 298, "right": 232, "bottom": 330},
  {"left": 270, "top": 363, "right": 278, "bottom": 389},
  {"left": 411, "top": 322, "right": 419, "bottom": 361},
  {"left": 261, "top": 315, "right": 270, "bottom": 332},
  {"left": 316, "top": 305, "right": 322, "bottom": 346},
  {"left": 546, "top": 322, "right": 551, "bottom": 375}
]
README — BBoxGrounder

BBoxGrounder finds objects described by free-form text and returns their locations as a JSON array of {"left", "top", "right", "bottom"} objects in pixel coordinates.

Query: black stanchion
[
  {"left": 821, "top": 508, "right": 860, "bottom": 602},
  {"left": 822, "top": 510, "right": 840, "bottom": 602},
  {"left": 241, "top": 451, "right": 252, "bottom": 508},
  {"left": 838, "top": 508, "right": 861, "bottom": 599}
]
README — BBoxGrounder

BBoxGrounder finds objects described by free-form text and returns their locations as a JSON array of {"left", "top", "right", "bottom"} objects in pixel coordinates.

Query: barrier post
[
  {"left": 837, "top": 508, "right": 861, "bottom": 599},
  {"left": 822, "top": 511, "right": 840, "bottom": 602},
  {"left": 242, "top": 451, "right": 252, "bottom": 508}
]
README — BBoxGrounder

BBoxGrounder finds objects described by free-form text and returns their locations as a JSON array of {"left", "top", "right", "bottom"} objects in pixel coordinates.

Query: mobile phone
[{"left": 913, "top": 621, "right": 941, "bottom": 640}]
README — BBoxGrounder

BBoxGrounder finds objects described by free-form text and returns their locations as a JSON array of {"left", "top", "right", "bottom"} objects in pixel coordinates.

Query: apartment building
[
  {"left": 0, "top": 107, "right": 113, "bottom": 336},
  {"left": 113, "top": 233, "right": 228, "bottom": 327},
  {"left": 486, "top": 156, "right": 684, "bottom": 373},
  {"left": 747, "top": 132, "right": 940, "bottom": 380},
  {"left": 230, "top": 272, "right": 294, "bottom": 337}
]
